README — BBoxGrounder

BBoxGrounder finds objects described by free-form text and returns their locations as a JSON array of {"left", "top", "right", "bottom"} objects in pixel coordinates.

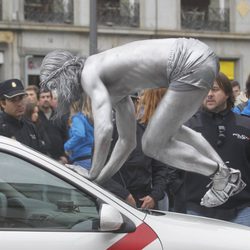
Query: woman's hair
[
  {"left": 69, "top": 96, "right": 93, "bottom": 126},
  {"left": 24, "top": 102, "right": 38, "bottom": 122},
  {"left": 26, "top": 84, "right": 40, "bottom": 96},
  {"left": 245, "top": 74, "right": 250, "bottom": 98},
  {"left": 40, "top": 49, "right": 86, "bottom": 117},
  {"left": 82, "top": 96, "right": 93, "bottom": 123},
  {"left": 137, "top": 88, "right": 167, "bottom": 124},
  {"left": 215, "top": 72, "right": 235, "bottom": 109},
  {"left": 231, "top": 80, "right": 240, "bottom": 89}
]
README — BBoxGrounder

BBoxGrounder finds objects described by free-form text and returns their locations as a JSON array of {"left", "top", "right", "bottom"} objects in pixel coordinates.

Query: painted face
[
  {"left": 203, "top": 81, "right": 228, "bottom": 113},
  {"left": 1, "top": 95, "right": 27, "bottom": 119},
  {"left": 26, "top": 90, "right": 38, "bottom": 104},
  {"left": 31, "top": 106, "right": 39, "bottom": 123}
]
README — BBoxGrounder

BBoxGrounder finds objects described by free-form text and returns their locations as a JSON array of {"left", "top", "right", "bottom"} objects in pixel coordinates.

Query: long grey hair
[{"left": 40, "top": 49, "right": 86, "bottom": 118}]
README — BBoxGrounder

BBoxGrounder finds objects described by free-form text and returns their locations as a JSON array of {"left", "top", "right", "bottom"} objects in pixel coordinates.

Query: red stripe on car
[{"left": 107, "top": 223, "right": 158, "bottom": 250}]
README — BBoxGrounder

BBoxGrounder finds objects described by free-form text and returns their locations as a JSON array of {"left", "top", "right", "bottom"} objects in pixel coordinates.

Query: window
[
  {"left": 24, "top": 0, "right": 74, "bottom": 24},
  {"left": 98, "top": 0, "right": 139, "bottom": 27},
  {"left": 181, "top": 0, "right": 229, "bottom": 32},
  {"left": 0, "top": 152, "right": 100, "bottom": 230},
  {"left": 219, "top": 60, "right": 235, "bottom": 80},
  {"left": 25, "top": 55, "right": 44, "bottom": 87}
]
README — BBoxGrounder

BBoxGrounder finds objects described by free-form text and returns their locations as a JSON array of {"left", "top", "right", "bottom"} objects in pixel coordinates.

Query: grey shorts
[{"left": 167, "top": 38, "right": 219, "bottom": 92}]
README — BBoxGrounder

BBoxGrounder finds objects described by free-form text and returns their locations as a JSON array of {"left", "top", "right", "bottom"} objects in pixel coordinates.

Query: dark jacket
[
  {"left": 38, "top": 110, "right": 68, "bottom": 160},
  {"left": 173, "top": 108, "right": 250, "bottom": 220},
  {"left": 112, "top": 122, "right": 168, "bottom": 207},
  {"left": 0, "top": 112, "right": 46, "bottom": 154}
]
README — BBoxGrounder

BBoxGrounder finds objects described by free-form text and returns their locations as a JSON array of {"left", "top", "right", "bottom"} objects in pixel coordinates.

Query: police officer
[{"left": 0, "top": 78, "right": 46, "bottom": 153}]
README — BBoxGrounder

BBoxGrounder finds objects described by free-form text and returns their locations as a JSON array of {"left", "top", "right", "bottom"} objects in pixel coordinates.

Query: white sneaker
[{"left": 200, "top": 168, "right": 246, "bottom": 207}]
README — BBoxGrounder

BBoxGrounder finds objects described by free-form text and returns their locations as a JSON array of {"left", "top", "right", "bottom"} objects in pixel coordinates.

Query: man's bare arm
[
  {"left": 95, "top": 96, "right": 137, "bottom": 183},
  {"left": 81, "top": 68, "right": 113, "bottom": 180}
]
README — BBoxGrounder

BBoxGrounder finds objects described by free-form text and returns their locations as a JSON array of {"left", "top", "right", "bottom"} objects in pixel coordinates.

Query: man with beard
[{"left": 38, "top": 88, "right": 68, "bottom": 163}]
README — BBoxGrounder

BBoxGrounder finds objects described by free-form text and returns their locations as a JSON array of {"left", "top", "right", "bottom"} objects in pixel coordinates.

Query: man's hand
[
  {"left": 59, "top": 156, "right": 68, "bottom": 164},
  {"left": 126, "top": 194, "right": 137, "bottom": 207},
  {"left": 140, "top": 195, "right": 155, "bottom": 209}
]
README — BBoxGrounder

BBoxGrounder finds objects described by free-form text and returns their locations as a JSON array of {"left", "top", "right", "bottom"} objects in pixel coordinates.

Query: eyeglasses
[{"left": 217, "top": 125, "right": 226, "bottom": 147}]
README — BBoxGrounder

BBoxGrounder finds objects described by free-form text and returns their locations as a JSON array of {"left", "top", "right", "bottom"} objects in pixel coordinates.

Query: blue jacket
[
  {"left": 233, "top": 100, "right": 250, "bottom": 117},
  {"left": 64, "top": 112, "right": 94, "bottom": 162}
]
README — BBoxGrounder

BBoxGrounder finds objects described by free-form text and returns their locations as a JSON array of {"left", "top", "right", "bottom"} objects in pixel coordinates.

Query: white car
[{"left": 0, "top": 136, "right": 250, "bottom": 250}]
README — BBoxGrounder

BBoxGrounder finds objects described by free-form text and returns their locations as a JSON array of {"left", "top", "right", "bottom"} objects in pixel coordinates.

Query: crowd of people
[{"left": 0, "top": 69, "right": 249, "bottom": 226}]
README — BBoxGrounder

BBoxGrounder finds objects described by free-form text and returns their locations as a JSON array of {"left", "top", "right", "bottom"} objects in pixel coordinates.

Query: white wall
[{"left": 234, "top": 0, "right": 250, "bottom": 33}]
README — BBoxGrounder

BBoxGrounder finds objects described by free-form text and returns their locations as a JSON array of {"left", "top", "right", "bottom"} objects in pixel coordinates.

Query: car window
[{"left": 0, "top": 152, "right": 100, "bottom": 231}]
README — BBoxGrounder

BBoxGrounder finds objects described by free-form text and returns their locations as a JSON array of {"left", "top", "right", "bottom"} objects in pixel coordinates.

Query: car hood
[{"left": 144, "top": 211, "right": 250, "bottom": 250}]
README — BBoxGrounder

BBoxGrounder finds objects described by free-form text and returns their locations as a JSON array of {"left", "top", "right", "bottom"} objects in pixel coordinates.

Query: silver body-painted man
[{"left": 40, "top": 38, "right": 246, "bottom": 207}]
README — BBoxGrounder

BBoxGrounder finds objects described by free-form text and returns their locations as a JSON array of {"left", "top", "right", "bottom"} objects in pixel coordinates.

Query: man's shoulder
[
  {"left": 185, "top": 111, "right": 203, "bottom": 128},
  {"left": 38, "top": 110, "right": 47, "bottom": 120},
  {"left": 0, "top": 113, "right": 14, "bottom": 137},
  {"left": 0, "top": 112, "right": 7, "bottom": 130},
  {"left": 0, "top": 112, "right": 14, "bottom": 126},
  {"left": 0, "top": 112, "right": 4, "bottom": 122}
]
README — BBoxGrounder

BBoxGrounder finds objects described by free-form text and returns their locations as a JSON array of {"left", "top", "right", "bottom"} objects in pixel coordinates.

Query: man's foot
[{"left": 200, "top": 166, "right": 246, "bottom": 207}]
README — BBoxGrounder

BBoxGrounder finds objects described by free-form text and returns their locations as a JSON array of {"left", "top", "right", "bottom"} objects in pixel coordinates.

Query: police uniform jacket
[{"left": 0, "top": 112, "right": 46, "bottom": 154}]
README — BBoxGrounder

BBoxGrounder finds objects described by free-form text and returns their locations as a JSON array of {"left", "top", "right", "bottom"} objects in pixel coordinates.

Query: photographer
[{"left": 172, "top": 72, "right": 250, "bottom": 226}]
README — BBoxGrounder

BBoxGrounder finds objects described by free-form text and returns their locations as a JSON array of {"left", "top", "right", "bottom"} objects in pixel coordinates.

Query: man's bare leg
[
  {"left": 142, "top": 89, "right": 245, "bottom": 207},
  {"left": 176, "top": 125, "right": 222, "bottom": 163},
  {"left": 95, "top": 97, "right": 137, "bottom": 183},
  {"left": 142, "top": 88, "right": 217, "bottom": 174}
]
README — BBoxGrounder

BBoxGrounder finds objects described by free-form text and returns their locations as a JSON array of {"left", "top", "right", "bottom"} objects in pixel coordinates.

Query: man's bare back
[{"left": 82, "top": 39, "right": 176, "bottom": 97}]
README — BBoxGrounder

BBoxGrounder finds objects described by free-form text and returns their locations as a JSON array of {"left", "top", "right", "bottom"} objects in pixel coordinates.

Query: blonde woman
[{"left": 64, "top": 97, "right": 94, "bottom": 170}]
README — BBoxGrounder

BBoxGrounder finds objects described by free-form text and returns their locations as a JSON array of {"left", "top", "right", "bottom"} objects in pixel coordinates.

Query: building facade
[{"left": 0, "top": 0, "right": 250, "bottom": 89}]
